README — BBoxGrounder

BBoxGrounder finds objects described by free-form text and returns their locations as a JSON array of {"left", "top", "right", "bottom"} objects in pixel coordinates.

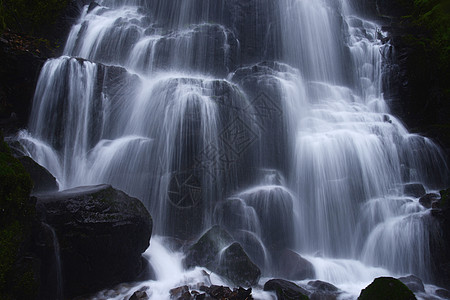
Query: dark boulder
[
  {"left": 358, "top": 277, "right": 416, "bottom": 300},
  {"left": 264, "top": 279, "right": 310, "bottom": 300},
  {"left": 34, "top": 184, "right": 152, "bottom": 299},
  {"left": 17, "top": 156, "right": 58, "bottom": 194},
  {"left": 397, "top": 275, "right": 425, "bottom": 293},
  {"left": 184, "top": 225, "right": 233, "bottom": 270},
  {"left": 404, "top": 183, "right": 426, "bottom": 198},
  {"left": 184, "top": 226, "right": 260, "bottom": 286},
  {"left": 274, "top": 249, "right": 315, "bottom": 280},
  {"left": 216, "top": 242, "right": 261, "bottom": 287}
]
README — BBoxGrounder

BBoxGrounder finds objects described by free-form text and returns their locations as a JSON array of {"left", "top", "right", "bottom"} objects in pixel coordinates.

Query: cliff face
[{"left": 377, "top": 0, "right": 450, "bottom": 157}]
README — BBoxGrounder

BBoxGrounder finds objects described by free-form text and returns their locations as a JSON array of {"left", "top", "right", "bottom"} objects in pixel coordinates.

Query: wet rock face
[{"left": 34, "top": 184, "right": 152, "bottom": 299}]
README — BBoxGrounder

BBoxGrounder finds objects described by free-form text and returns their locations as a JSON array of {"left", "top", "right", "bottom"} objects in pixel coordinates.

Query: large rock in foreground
[
  {"left": 34, "top": 184, "right": 152, "bottom": 299},
  {"left": 358, "top": 277, "right": 416, "bottom": 300}
]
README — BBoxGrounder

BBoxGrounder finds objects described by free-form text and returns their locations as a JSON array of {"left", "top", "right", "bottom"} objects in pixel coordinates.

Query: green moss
[
  {"left": 358, "top": 277, "right": 417, "bottom": 300},
  {"left": 0, "top": 132, "right": 37, "bottom": 299}
]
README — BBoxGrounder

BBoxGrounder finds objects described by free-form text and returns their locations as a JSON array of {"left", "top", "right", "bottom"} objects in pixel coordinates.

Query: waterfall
[{"left": 18, "top": 0, "right": 449, "bottom": 297}]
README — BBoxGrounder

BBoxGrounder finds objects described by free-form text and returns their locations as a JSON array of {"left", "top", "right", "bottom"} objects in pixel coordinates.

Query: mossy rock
[
  {"left": 358, "top": 277, "right": 417, "bottom": 300},
  {"left": 0, "top": 133, "right": 37, "bottom": 299}
]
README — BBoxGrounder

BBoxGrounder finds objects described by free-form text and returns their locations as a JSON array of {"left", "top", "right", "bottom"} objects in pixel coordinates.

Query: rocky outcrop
[
  {"left": 34, "top": 184, "right": 152, "bottom": 299},
  {"left": 358, "top": 277, "right": 416, "bottom": 300}
]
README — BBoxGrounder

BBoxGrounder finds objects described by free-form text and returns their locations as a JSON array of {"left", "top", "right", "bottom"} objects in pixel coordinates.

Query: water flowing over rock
[{"left": 14, "top": 0, "right": 450, "bottom": 297}]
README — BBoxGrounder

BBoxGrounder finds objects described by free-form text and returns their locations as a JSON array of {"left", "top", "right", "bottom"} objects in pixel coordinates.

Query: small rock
[{"left": 129, "top": 291, "right": 149, "bottom": 300}]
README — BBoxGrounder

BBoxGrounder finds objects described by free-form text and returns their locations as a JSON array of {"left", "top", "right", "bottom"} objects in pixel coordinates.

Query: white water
[{"left": 17, "top": 0, "right": 449, "bottom": 298}]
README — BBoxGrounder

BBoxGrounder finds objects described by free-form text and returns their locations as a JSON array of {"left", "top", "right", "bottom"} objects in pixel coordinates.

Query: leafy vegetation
[
  {"left": 0, "top": 0, "right": 69, "bottom": 35},
  {"left": 389, "top": 0, "right": 450, "bottom": 148}
]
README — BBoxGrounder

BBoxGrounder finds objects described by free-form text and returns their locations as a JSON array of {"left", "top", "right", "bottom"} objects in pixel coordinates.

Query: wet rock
[
  {"left": 170, "top": 286, "right": 190, "bottom": 299},
  {"left": 216, "top": 242, "right": 261, "bottom": 287},
  {"left": 264, "top": 279, "right": 310, "bottom": 300},
  {"left": 201, "top": 285, "right": 252, "bottom": 300},
  {"left": 274, "top": 249, "right": 315, "bottom": 280},
  {"left": 419, "top": 193, "right": 440, "bottom": 209},
  {"left": 129, "top": 290, "right": 149, "bottom": 300},
  {"left": 87, "top": 2, "right": 100, "bottom": 13},
  {"left": 17, "top": 156, "right": 58, "bottom": 194},
  {"left": 307, "top": 280, "right": 341, "bottom": 300},
  {"left": 436, "top": 288, "right": 450, "bottom": 299},
  {"left": 34, "top": 184, "right": 152, "bottom": 299},
  {"left": 184, "top": 225, "right": 233, "bottom": 269},
  {"left": 231, "top": 230, "right": 267, "bottom": 270},
  {"left": 404, "top": 183, "right": 426, "bottom": 198},
  {"left": 358, "top": 277, "right": 416, "bottom": 300},
  {"left": 397, "top": 275, "right": 425, "bottom": 293},
  {"left": 239, "top": 186, "right": 296, "bottom": 251}
]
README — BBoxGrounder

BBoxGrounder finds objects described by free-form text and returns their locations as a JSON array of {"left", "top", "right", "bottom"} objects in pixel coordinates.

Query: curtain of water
[{"left": 18, "top": 0, "right": 449, "bottom": 290}]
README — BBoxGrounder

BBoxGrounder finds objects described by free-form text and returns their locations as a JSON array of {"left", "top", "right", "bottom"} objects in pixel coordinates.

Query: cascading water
[{"left": 17, "top": 0, "right": 449, "bottom": 298}]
